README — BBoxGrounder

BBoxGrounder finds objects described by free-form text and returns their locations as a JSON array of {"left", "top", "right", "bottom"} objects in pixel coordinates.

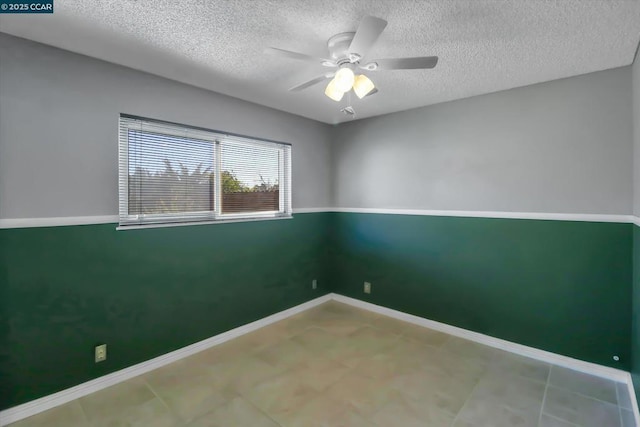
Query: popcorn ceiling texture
[{"left": 1, "top": 0, "right": 639, "bottom": 124}]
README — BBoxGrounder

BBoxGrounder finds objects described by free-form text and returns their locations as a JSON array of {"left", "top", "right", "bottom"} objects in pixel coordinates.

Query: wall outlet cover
[
  {"left": 364, "top": 282, "right": 371, "bottom": 294},
  {"left": 312, "top": 279, "right": 317, "bottom": 290},
  {"left": 95, "top": 344, "right": 107, "bottom": 363}
]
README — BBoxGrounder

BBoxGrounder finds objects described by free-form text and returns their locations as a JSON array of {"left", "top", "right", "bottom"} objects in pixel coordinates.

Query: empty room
[{"left": 1, "top": 1, "right": 640, "bottom": 426}]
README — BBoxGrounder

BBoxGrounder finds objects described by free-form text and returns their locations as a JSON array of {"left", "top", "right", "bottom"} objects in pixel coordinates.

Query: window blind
[{"left": 119, "top": 116, "right": 292, "bottom": 227}]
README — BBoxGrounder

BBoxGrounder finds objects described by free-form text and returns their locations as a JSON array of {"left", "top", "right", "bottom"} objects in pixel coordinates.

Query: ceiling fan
[{"left": 265, "top": 15, "right": 438, "bottom": 102}]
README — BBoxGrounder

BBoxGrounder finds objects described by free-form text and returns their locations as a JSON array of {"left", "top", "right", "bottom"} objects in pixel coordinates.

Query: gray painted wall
[
  {"left": 332, "top": 67, "right": 633, "bottom": 214},
  {"left": 2, "top": 33, "right": 635, "bottom": 219},
  {"left": 634, "top": 56, "right": 640, "bottom": 217},
  {"left": 0, "top": 34, "right": 333, "bottom": 219}
]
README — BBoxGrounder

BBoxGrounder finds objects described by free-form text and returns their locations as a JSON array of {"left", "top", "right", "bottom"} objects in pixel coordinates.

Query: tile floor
[{"left": 8, "top": 301, "right": 637, "bottom": 427}]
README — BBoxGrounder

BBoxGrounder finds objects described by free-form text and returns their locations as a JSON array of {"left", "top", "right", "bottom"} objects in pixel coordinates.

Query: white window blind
[{"left": 119, "top": 116, "right": 292, "bottom": 227}]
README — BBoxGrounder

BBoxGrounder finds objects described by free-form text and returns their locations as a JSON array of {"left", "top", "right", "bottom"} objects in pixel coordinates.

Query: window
[{"left": 118, "top": 116, "right": 292, "bottom": 227}]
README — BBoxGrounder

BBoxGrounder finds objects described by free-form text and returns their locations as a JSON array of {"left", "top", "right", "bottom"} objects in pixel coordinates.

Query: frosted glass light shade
[
  {"left": 325, "top": 79, "right": 344, "bottom": 102},
  {"left": 353, "top": 74, "right": 375, "bottom": 99},
  {"left": 334, "top": 67, "right": 355, "bottom": 92}
]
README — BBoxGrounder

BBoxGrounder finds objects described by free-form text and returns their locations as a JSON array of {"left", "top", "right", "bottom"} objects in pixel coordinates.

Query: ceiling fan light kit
[
  {"left": 323, "top": 64, "right": 376, "bottom": 101},
  {"left": 353, "top": 74, "right": 375, "bottom": 99},
  {"left": 266, "top": 14, "right": 438, "bottom": 108},
  {"left": 325, "top": 78, "right": 345, "bottom": 102},
  {"left": 333, "top": 66, "right": 356, "bottom": 92}
]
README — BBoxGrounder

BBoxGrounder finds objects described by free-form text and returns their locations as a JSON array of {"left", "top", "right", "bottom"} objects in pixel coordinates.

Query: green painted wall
[
  {"left": 1, "top": 212, "right": 634, "bottom": 411},
  {"left": 330, "top": 213, "right": 632, "bottom": 370},
  {"left": 0, "top": 213, "right": 331, "bottom": 410}
]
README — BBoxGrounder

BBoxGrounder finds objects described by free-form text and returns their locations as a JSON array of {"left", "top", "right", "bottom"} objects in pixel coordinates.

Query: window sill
[{"left": 116, "top": 215, "right": 293, "bottom": 231}]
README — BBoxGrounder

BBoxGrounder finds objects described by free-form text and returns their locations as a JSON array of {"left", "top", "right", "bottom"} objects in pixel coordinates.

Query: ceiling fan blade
[
  {"left": 265, "top": 47, "right": 336, "bottom": 67},
  {"left": 289, "top": 73, "right": 335, "bottom": 92},
  {"left": 365, "top": 88, "right": 378, "bottom": 97},
  {"left": 365, "top": 56, "right": 438, "bottom": 71},
  {"left": 348, "top": 15, "right": 388, "bottom": 58}
]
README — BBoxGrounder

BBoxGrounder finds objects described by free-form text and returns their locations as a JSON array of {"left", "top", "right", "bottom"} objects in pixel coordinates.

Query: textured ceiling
[{"left": 1, "top": 1, "right": 640, "bottom": 124}]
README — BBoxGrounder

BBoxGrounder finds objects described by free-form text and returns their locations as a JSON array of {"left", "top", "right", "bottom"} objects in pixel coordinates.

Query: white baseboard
[
  {"left": 332, "top": 294, "right": 640, "bottom": 426},
  {"left": 2, "top": 292, "right": 639, "bottom": 426},
  {"left": 0, "top": 294, "right": 332, "bottom": 426}
]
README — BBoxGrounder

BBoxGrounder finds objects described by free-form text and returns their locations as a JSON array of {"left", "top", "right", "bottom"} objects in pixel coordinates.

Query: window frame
[{"left": 118, "top": 114, "right": 292, "bottom": 229}]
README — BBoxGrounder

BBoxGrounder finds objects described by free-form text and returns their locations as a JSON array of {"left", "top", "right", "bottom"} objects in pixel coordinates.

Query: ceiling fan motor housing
[{"left": 327, "top": 32, "right": 357, "bottom": 62}]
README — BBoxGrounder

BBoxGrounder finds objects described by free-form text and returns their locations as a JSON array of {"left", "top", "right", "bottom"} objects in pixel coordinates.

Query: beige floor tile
[
  {"left": 384, "top": 336, "right": 442, "bottom": 371},
  {"left": 441, "top": 336, "right": 503, "bottom": 366},
  {"left": 372, "top": 404, "right": 424, "bottom": 427},
  {"left": 324, "top": 326, "right": 400, "bottom": 367},
  {"left": 349, "top": 325, "right": 401, "bottom": 350},
  {"left": 549, "top": 365, "right": 618, "bottom": 404},
  {"left": 92, "top": 397, "right": 180, "bottom": 427},
  {"left": 401, "top": 323, "right": 450, "bottom": 347},
  {"left": 255, "top": 338, "right": 314, "bottom": 369},
  {"left": 421, "top": 346, "right": 489, "bottom": 382},
  {"left": 243, "top": 371, "right": 318, "bottom": 423},
  {"left": 351, "top": 351, "right": 408, "bottom": 380},
  {"left": 371, "top": 394, "right": 455, "bottom": 427},
  {"left": 8, "top": 401, "right": 88, "bottom": 427},
  {"left": 323, "top": 337, "right": 371, "bottom": 368},
  {"left": 469, "top": 370, "right": 546, "bottom": 413},
  {"left": 621, "top": 408, "right": 636, "bottom": 427},
  {"left": 369, "top": 315, "right": 415, "bottom": 335},
  {"left": 204, "top": 354, "right": 285, "bottom": 394},
  {"left": 270, "top": 314, "right": 317, "bottom": 337},
  {"left": 329, "top": 409, "right": 376, "bottom": 427},
  {"left": 456, "top": 373, "right": 544, "bottom": 427},
  {"left": 79, "top": 377, "right": 156, "bottom": 422},
  {"left": 391, "top": 367, "right": 479, "bottom": 414},
  {"left": 290, "top": 354, "right": 352, "bottom": 391},
  {"left": 144, "top": 359, "right": 231, "bottom": 422},
  {"left": 277, "top": 394, "right": 355, "bottom": 427},
  {"left": 454, "top": 403, "right": 540, "bottom": 427},
  {"left": 543, "top": 385, "right": 621, "bottom": 427},
  {"left": 354, "top": 310, "right": 390, "bottom": 325},
  {"left": 290, "top": 326, "right": 343, "bottom": 353},
  {"left": 539, "top": 413, "right": 579, "bottom": 427},
  {"left": 187, "top": 396, "right": 278, "bottom": 427},
  {"left": 491, "top": 352, "right": 551, "bottom": 383},
  {"left": 325, "top": 372, "right": 400, "bottom": 416}
]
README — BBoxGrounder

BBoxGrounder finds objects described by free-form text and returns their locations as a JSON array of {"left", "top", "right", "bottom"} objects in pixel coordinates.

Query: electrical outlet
[
  {"left": 312, "top": 279, "right": 317, "bottom": 290},
  {"left": 364, "top": 282, "right": 371, "bottom": 294},
  {"left": 95, "top": 344, "right": 107, "bottom": 363}
]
